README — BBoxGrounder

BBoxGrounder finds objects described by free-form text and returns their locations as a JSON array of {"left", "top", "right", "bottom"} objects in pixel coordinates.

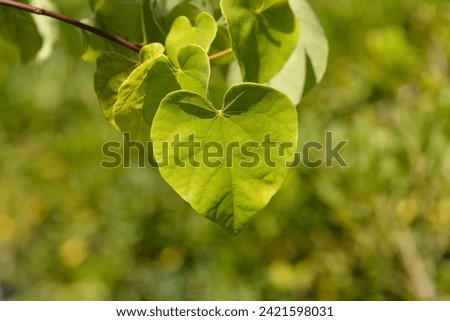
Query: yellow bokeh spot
[
  {"left": 39, "top": 153, "right": 68, "bottom": 181},
  {"left": 431, "top": 199, "right": 450, "bottom": 226},
  {"left": 269, "top": 260, "right": 315, "bottom": 291},
  {"left": 395, "top": 198, "right": 419, "bottom": 225},
  {"left": 23, "top": 195, "right": 48, "bottom": 223},
  {"left": 59, "top": 237, "right": 90, "bottom": 267},
  {"left": 156, "top": 246, "right": 186, "bottom": 272},
  {"left": 0, "top": 213, "right": 17, "bottom": 241}
]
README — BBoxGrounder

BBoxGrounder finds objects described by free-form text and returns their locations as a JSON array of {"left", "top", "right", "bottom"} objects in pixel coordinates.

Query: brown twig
[{"left": 0, "top": 0, "right": 142, "bottom": 53}]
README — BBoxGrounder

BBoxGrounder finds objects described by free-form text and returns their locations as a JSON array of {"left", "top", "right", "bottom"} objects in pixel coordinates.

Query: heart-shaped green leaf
[
  {"left": 151, "top": 83, "right": 298, "bottom": 234},
  {"left": 112, "top": 43, "right": 211, "bottom": 137},
  {"left": 94, "top": 51, "right": 137, "bottom": 129},
  {"left": 268, "top": 0, "right": 329, "bottom": 104},
  {"left": 221, "top": 0, "right": 299, "bottom": 83},
  {"left": 165, "top": 11, "right": 217, "bottom": 67}
]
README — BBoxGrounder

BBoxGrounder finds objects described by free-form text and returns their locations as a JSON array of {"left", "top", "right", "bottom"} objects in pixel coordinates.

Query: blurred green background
[{"left": 1, "top": 0, "right": 449, "bottom": 300}]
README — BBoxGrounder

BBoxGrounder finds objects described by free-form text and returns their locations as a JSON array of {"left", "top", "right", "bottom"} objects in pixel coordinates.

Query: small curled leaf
[{"left": 165, "top": 11, "right": 217, "bottom": 67}]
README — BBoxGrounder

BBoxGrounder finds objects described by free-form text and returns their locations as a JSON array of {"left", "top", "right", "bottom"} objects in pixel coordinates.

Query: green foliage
[
  {"left": 0, "top": 0, "right": 330, "bottom": 233},
  {"left": 94, "top": 51, "right": 137, "bottom": 128},
  {"left": 83, "top": 0, "right": 144, "bottom": 61},
  {"left": 0, "top": 0, "right": 327, "bottom": 234},
  {"left": 81, "top": 0, "right": 323, "bottom": 233},
  {"left": 113, "top": 43, "right": 165, "bottom": 134},
  {"left": 112, "top": 43, "right": 211, "bottom": 137},
  {"left": 0, "top": 4, "right": 42, "bottom": 63},
  {"left": 151, "top": 84, "right": 297, "bottom": 234},
  {"left": 1, "top": 0, "right": 450, "bottom": 302},
  {"left": 268, "top": 0, "right": 328, "bottom": 104},
  {"left": 221, "top": 0, "right": 299, "bottom": 83}
]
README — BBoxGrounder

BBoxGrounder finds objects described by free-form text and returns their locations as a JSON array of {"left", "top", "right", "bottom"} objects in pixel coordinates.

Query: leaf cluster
[{"left": 0, "top": 0, "right": 328, "bottom": 234}]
